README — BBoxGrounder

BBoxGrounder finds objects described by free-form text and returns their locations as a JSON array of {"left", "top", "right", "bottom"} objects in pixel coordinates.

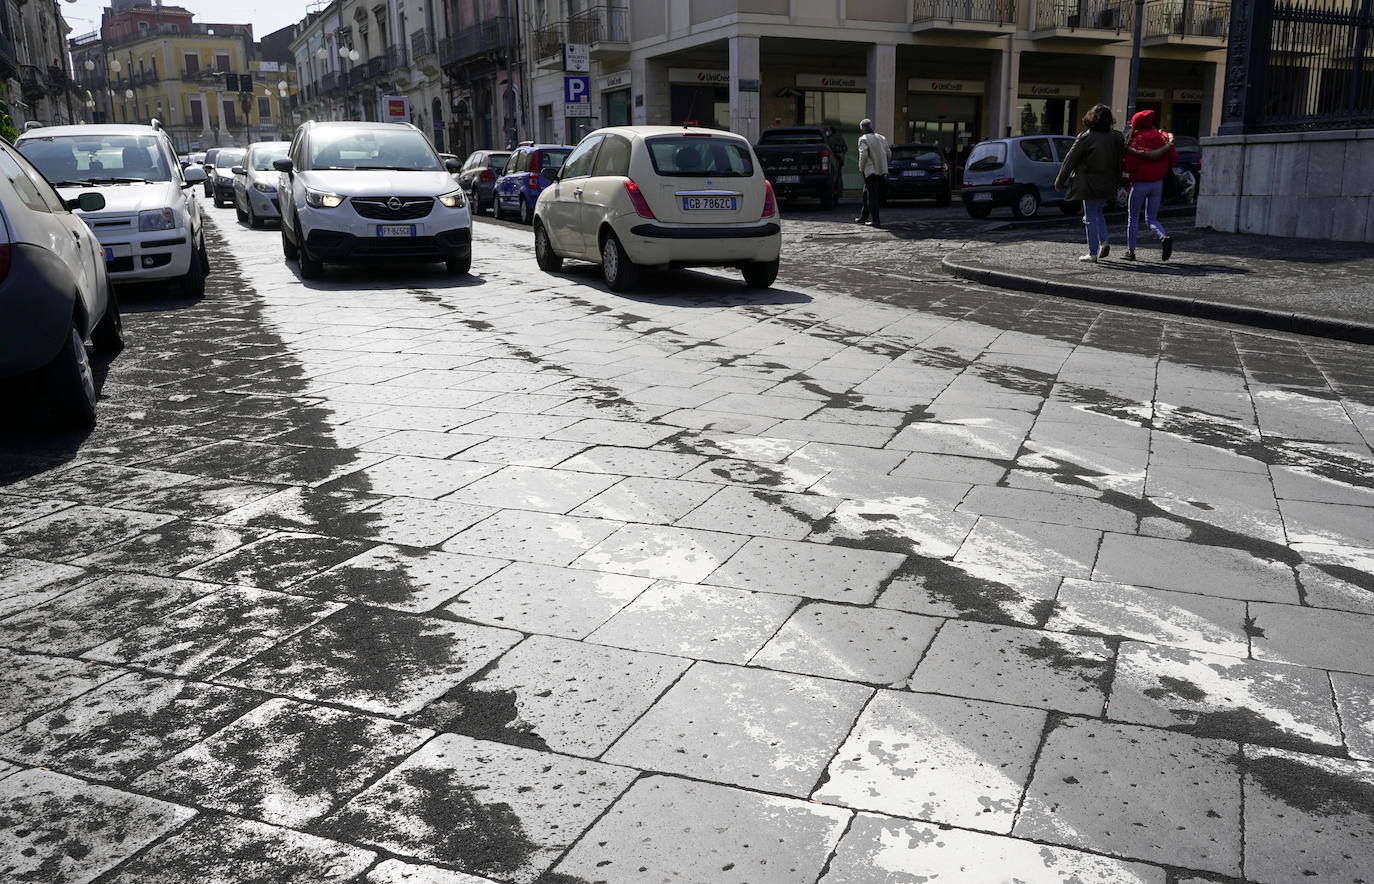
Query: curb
[
  {"left": 941, "top": 253, "right": 1374, "bottom": 345},
  {"left": 987, "top": 205, "right": 1196, "bottom": 232}
]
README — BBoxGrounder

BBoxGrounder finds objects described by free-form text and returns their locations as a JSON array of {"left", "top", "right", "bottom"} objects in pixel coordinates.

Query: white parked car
[
  {"left": 17, "top": 123, "right": 210, "bottom": 297},
  {"left": 207, "top": 148, "right": 245, "bottom": 208},
  {"left": 0, "top": 136, "right": 121, "bottom": 427},
  {"left": 275, "top": 121, "right": 471, "bottom": 279},
  {"left": 532, "top": 125, "right": 782, "bottom": 291},
  {"left": 232, "top": 141, "right": 290, "bottom": 228}
]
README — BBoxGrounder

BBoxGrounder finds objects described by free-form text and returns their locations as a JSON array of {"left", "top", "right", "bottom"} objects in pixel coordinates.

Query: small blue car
[
  {"left": 960, "top": 135, "right": 1081, "bottom": 219},
  {"left": 493, "top": 143, "right": 573, "bottom": 224}
]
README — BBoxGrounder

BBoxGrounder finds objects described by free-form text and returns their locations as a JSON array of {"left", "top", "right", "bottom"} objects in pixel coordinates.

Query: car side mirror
[
  {"left": 231, "top": 165, "right": 246, "bottom": 175},
  {"left": 183, "top": 166, "right": 208, "bottom": 185},
  {"left": 273, "top": 158, "right": 294, "bottom": 174},
  {"left": 539, "top": 167, "right": 558, "bottom": 186},
  {"left": 68, "top": 192, "right": 106, "bottom": 213},
  {"left": 444, "top": 157, "right": 462, "bottom": 173}
]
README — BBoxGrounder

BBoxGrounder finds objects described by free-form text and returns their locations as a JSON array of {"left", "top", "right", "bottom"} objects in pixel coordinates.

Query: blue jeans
[
  {"left": 1127, "top": 179, "right": 1166, "bottom": 250},
  {"left": 1083, "top": 200, "right": 1108, "bottom": 255}
]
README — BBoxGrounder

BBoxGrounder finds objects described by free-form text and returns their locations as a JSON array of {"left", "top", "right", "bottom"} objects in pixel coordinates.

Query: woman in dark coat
[{"left": 1054, "top": 104, "right": 1125, "bottom": 263}]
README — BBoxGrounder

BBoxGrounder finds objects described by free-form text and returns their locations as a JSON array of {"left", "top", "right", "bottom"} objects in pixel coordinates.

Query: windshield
[
  {"left": 758, "top": 129, "right": 825, "bottom": 145},
  {"left": 250, "top": 145, "right": 290, "bottom": 170},
  {"left": 537, "top": 149, "right": 571, "bottom": 171},
  {"left": 891, "top": 146, "right": 944, "bottom": 163},
  {"left": 308, "top": 127, "right": 443, "bottom": 171},
  {"left": 18, "top": 134, "right": 174, "bottom": 185},
  {"left": 966, "top": 142, "right": 1007, "bottom": 172},
  {"left": 487, "top": 152, "right": 511, "bottom": 168},
  {"left": 646, "top": 136, "right": 754, "bottom": 177},
  {"left": 215, "top": 149, "right": 245, "bottom": 168}
]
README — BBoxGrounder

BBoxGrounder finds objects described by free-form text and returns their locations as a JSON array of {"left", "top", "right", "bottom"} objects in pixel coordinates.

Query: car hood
[
  {"left": 298, "top": 170, "right": 457, "bottom": 196},
  {"left": 58, "top": 182, "right": 183, "bottom": 215}
]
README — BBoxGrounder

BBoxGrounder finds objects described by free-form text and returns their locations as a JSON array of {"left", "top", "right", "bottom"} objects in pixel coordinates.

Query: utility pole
[{"left": 1125, "top": 0, "right": 1144, "bottom": 126}]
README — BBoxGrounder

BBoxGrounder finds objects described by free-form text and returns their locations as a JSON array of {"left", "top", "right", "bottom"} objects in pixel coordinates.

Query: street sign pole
[{"left": 1126, "top": 0, "right": 1144, "bottom": 127}]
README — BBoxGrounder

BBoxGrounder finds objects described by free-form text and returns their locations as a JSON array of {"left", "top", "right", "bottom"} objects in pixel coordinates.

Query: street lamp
[{"left": 1125, "top": 0, "right": 1145, "bottom": 125}]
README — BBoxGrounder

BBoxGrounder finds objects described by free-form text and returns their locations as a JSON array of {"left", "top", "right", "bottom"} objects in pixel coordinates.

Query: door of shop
[
  {"left": 1171, "top": 103, "right": 1201, "bottom": 136},
  {"left": 799, "top": 90, "right": 866, "bottom": 192},
  {"left": 907, "top": 93, "right": 981, "bottom": 166}
]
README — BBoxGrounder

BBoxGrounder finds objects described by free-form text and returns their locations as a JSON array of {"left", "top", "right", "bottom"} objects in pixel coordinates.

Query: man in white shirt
[{"left": 855, "top": 118, "right": 890, "bottom": 228}]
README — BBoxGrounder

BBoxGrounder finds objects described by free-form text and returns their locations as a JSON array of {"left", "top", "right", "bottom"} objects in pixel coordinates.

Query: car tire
[
  {"left": 534, "top": 222, "right": 563, "bottom": 272},
  {"left": 248, "top": 201, "right": 264, "bottom": 229},
  {"left": 742, "top": 259, "right": 779, "bottom": 289},
  {"left": 1011, "top": 189, "right": 1040, "bottom": 219},
  {"left": 41, "top": 323, "right": 97, "bottom": 429},
  {"left": 966, "top": 204, "right": 992, "bottom": 219},
  {"left": 91, "top": 290, "right": 124, "bottom": 353},
  {"left": 446, "top": 251, "right": 472, "bottom": 275},
  {"left": 235, "top": 199, "right": 248, "bottom": 223},
  {"left": 281, "top": 222, "right": 299, "bottom": 260},
  {"left": 179, "top": 238, "right": 207, "bottom": 298},
  {"left": 519, "top": 196, "right": 533, "bottom": 225},
  {"left": 296, "top": 218, "right": 323, "bottom": 279},
  {"left": 600, "top": 231, "right": 639, "bottom": 292},
  {"left": 492, "top": 197, "right": 505, "bottom": 221}
]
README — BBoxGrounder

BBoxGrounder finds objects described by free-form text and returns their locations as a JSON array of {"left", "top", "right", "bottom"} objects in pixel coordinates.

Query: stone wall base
[{"left": 1197, "top": 129, "right": 1374, "bottom": 243}]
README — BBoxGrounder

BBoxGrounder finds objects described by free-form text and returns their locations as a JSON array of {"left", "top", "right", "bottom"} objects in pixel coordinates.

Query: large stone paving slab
[
  {"left": 135, "top": 698, "right": 432, "bottom": 827},
  {"left": 553, "top": 775, "right": 850, "bottom": 884},
  {"left": 102, "top": 814, "right": 376, "bottom": 884},
  {"left": 1047, "top": 578, "right": 1250, "bottom": 657},
  {"left": 0, "top": 768, "right": 194, "bottom": 884},
  {"left": 222, "top": 607, "right": 521, "bottom": 716},
  {"left": 751, "top": 601, "right": 940, "bottom": 684},
  {"left": 445, "top": 561, "right": 649, "bottom": 637},
  {"left": 1093, "top": 533, "right": 1300, "bottom": 603},
  {"left": 605, "top": 661, "right": 871, "bottom": 796},
  {"left": 821, "top": 812, "right": 1165, "bottom": 884},
  {"left": 706, "top": 536, "right": 905, "bottom": 604},
  {"left": 0, "top": 648, "right": 121, "bottom": 732},
  {"left": 1332, "top": 672, "right": 1374, "bottom": 760},
  {"left": 292, "top": 544, "right": 505, "bottom": 612},
  {"left": 442, "top": 509, "right": 622, "bottom": 565},
  {"left": 588, "top": 580, "right": 797, "bottom": 663},
  {"left": 323, "top": 732, "right": 635, "bottom": 882},
  {"left": 0, "top": 556, "right": 87, "bottom": 615},
  {"left": 1249, "top": 602, "right": 1374, "bottom": 675},
  {"left": 0, "top": 504, "right": 176, "bottom": 562},
  {"left": 179, "top": 532, "right": 373, "bottom": 591},
  {"left": 815, "top": 690, "right": 1045, "bottom": 832},
  {"left": 70, "top": 520, "right": 273, "bottom": 577},
  {"left": 1013, "top": 717, "right": 1242, "bottom": 876},
  {"left": 574, "top": 523, "right": 748, "bottom": 582},
  {"left": 367, "top": 859, "right": 500, "bottom": 883}
]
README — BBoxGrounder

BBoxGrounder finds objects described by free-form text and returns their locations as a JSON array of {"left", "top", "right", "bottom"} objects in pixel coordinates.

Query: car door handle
[{"left": 573, "top": 187, "right": 583, "bottom": 196}]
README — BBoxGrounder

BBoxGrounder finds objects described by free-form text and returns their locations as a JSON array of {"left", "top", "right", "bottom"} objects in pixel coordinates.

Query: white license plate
[
  {"left": 775, "top": 175, "right": 801, "bottom": 184},
  {"left": 901, "top": 170, "right": 925, "bottom": 177},
  {"left": 972, "top": 193, "right": 993, "bottom": 201},
  {"left": 377, "top": 225, "right": 416, "bottom": 237},
  {"left": 682, "top": 197, "right": 736, "bottom": 211},
  {"left": 103, "top": 244, "right": 131, "bottom": 262}
]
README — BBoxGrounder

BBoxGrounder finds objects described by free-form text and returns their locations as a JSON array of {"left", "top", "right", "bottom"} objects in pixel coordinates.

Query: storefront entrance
[
  {"left": 605, "top": 88, "right": 630, "bottom": 127},
  {"left": 670, "top": 84, "right": 730, "bottom": 130},
  {"left": 907, "top": 92, "right": 981, "bottom": 164},
  {"left": 1017, "top": 97, "right": 1078, "bottom": 136},
  {"left": 799, "top": 89, "right": 866, "bottom": 191}
]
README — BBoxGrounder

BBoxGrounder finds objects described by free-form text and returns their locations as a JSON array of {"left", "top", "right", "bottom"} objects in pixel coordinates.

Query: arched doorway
[{"left": 431, "top": 97, "right": 445, "bottom": 152}]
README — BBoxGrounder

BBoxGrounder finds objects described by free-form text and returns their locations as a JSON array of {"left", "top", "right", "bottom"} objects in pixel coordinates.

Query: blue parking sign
[{"left": 564, "top": 75, "right": 590, "bottom": 104}]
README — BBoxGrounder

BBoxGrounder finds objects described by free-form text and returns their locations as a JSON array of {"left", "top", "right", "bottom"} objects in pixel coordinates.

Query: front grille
[
  {"left": 351, "top": 196, "right": 434, "bottom": 220},
  {"left": 87, "top": 214, "right": 136, "bottom": 230}
]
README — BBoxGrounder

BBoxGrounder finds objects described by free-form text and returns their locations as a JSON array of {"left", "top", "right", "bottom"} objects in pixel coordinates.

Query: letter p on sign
[{"left": 565, "top": 75, "right": 590, "bottom": 104}]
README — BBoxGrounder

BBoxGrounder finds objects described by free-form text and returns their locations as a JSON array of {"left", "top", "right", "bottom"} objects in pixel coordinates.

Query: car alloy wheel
[
  {"left": 534, "top": 223, "right": 562, "bottom": 272},
  {"left": 519, "top": 196, "right": 532, "bottom": 225},
  {"left": 1014, "top": 191, "right": 1039, "bottom": 218}
]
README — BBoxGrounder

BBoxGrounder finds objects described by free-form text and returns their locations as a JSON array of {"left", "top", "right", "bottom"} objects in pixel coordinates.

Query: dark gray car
[{"left": 455, "top": 149, "right": 511, "bottom": 215}]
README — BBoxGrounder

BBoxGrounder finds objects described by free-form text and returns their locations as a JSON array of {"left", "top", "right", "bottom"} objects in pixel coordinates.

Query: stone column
[
  {"left": 1200, "top": 61, "right": 1224, "bottom": 136},
  {"left": 987, "top": 41, "right": 1021, "bottom": 139},
  {"left": 865, "top": 43, "right": 897, "bottom": 140},
  {"left": 1103, "top": 54, "right": 1131, "bottom": 124},
  {"left": 729, "top": 35, "right": 761, "bottom": 142},
  {"left": 631, "top": 55, "right": 669, "bottom": 126}
]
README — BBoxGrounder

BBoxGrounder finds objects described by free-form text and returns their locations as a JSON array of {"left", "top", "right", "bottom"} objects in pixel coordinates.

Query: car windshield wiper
[
  {"left": 83, "top": 176, "right": 151, "bottom": 184},
  {"left": 49, "top": 179, "right": 93, "bottom": 188},
  {"left": 353, "top": 165, "right": 427, "bottom": 171}
]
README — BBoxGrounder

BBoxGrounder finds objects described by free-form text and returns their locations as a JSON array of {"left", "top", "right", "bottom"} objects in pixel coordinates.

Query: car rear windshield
[
  {"left": 487, "top": 152, "right": 511, "bottom": 167},
  {"left": 251, "top": 146, "right": 289, "bottom": 170},
  {"left": 965, "top": 142, "right": 1007, "bottom": 171},
  {"left": 891, "top": 146, "right": 944, "bottom": 163},
  {"left": 646, "top": 136, "right": 754, "bottom": 177},
  {"left": 758, "top": 129, "right": 825, "bottom": 145},
  {"left": 18, "top": 134, "right": 173, "bottom": 184},
  {"left": 308, "top": 128, "right": 443, "bottom": 171},
  {"left": 215, "top": 149, "right": 246, "bottom": 168},
  {"left": 537, "top": 149, "right": 571, "bottom": 171}
]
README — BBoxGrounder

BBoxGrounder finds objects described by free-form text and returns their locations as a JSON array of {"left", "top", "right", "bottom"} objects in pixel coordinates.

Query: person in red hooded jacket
[{"left": 1122, "top": 110, "right": 1177, "bottom": 261}]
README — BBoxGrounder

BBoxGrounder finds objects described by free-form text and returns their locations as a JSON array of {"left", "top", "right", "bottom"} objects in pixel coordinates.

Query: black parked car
[
  {"left": 454, "top": 149, "right": 512, "bottom": 215},
  {"left": 883, "top": 143, "right": 952, "bottom": 206}
]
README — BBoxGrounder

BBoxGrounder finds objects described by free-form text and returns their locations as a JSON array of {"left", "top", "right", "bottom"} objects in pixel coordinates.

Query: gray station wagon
[{"left": 960, "top": 135, "right": 1084, "bottom": 220}]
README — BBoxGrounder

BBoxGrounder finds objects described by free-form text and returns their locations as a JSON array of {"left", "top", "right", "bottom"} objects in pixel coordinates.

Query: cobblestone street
[{"left": 2, "top": 210, "right": 1373, "bottom": 883}]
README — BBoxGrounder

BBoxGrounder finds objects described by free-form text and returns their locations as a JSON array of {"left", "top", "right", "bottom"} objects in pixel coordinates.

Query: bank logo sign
[
  {"left": 1021, "top": 83, "right": 1083, "bottom": 98},
  {"left": 669, "top": 68, "right": 731, "bottom": 85},
  {"left": 908, "top": 79, "right": 986, "bottom": 95},
  {"left": 796, "top": 74, "right": 868, "bottom": 90}
]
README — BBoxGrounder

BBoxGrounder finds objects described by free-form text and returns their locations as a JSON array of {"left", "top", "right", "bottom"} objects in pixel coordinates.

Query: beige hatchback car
[{"left": 532, "top": 126, "right": 781, "bottom": 291}]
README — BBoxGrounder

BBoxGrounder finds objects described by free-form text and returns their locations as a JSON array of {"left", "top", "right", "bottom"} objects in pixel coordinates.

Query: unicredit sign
[
  {"left": 908, "top": 79, "right": 985, "bottom": 95},
  {"left": 796, "top": 73, "right": 868, "bottom": 90}
]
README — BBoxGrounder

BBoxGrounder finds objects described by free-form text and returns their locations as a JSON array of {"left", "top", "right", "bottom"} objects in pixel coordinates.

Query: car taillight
[
  {"left": 761, "top": 180, "right": 777, "bottom": 218},
  {"left": 992, "top": 177, "right": 1014, "bottom": 186},
  {"left": 962, "top": 180, "right": 973, "bottom": 187},
  {"left": 528, "top": 175, "right": 539, "bottom": 190},
  {"left": 530, "top": 154, "right": 541, "bottom": 176},
  {"left": 625, "top": 179, "right": 654, "bottom": 218},
  {"left": 820, "top": 148, "right": 830, "bottom": 172},
  {"left": 0, "top": 243, "right": 10, "bottom": 284},
  {"left": 480, "top": 169, "right": 495, "bottom": 181}
]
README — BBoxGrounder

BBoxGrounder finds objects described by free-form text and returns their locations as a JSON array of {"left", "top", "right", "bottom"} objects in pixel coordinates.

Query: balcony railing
[
  {"left": 913, "top": 0, "right": 1018, "bottom": 25},
  {"left": 570, "top": 5, "right": 630, "bottom": 44},
  {"left": 348, "top": 66, "right": 366, "bottom": 87},
  {"left": 439, "top": 15, "right": 516, "bottom": 68},
  {"left": 1142, "top": 0, "right": 1229, "bottom": 39},
  {"left": 1035, "top": 0, "right": 1133, "bottom": 31},
  {"left": 411, "top": 28, "right": 436, "bottom": 58},
  {"left": 320, "top": 70, "right": 341, "bottom": 93}
]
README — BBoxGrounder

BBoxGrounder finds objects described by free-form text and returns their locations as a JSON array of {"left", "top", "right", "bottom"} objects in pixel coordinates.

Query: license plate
[
  {"left": 377, "top": 225, "right": 416, "bottom": 237},
  {"left": 902, "top": 170, "right": 925, "bottom": 177},
  {"left": 103, "top": 244, "right": 131, "bottom": 262},
  {"left": 103, "top": 247, "right": 114, "bottom": 262},
  {"left": 776, "top": 175, "right": 801, "bottom": 184},
  {"left": 972, "top": 193, "right": 993, "bottom": 202},
  {"left": 682, "top": 196, "right": 736, "bottom": 211}
]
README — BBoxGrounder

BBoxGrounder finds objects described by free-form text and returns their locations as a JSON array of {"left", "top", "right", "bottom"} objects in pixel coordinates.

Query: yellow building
[{"left": 100, "top": 3, "right": 296, "bottom": 150}]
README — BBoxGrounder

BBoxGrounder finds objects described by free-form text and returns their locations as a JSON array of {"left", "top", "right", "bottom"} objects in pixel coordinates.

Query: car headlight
[
  {"left": 252, "top": 181, "right": 277, "bottom": 194},
  {"left": 138, "top": 208, "right": 176, "bottom": 231},
  {"left": 437, "top": 188, "right": 467, "bottom": 209},
  {"left": 305, "top": 188, "right": 344, "bottom": 208}
]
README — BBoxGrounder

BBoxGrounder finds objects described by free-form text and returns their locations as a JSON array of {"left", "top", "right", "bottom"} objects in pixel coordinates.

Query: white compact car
[
  {"left": 532, "top": 125, "right": 782, "bottom": 291},
  {"left": 17, "top": 123, "right": 210, "bottom": 297},
  {"left": 275, "top": 121, "right": 472, "bottom": 279},
  {"left": 233, "top": 141, "right": 290, "bottom": 228}
]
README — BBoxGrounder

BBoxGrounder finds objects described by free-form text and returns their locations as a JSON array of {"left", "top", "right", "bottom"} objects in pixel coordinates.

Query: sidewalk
[{"left": 943, "top": 227, "right": 1374, "bottom": 343}]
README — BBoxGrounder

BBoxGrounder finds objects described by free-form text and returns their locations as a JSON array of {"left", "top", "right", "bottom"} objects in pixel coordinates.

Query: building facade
[
  {"left": 291, "top": 0, "right": 448, "bottom": 150},
  {"left": 438, "top": 0, "right": 524, "bottom": 157},
  {"left": 3, "top": 0, "right": 82, "bottom": 129},
  {"left": 524, "top": 1, "right": 1228, "bottom": 186}
]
